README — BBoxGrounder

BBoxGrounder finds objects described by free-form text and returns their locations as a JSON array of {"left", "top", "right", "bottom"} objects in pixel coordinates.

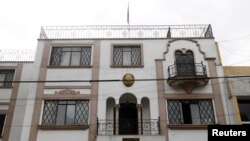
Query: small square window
[{"left": 0, "top": 70, "right": 15, "bottom": 87}]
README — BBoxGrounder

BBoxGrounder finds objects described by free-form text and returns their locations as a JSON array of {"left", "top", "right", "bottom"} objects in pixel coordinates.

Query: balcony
[
  {"left": 167, "top": 63, "right": 209, "bottom": 93},
  {"left": 97, "top": 119, "right": 160, "bottom": 136}
]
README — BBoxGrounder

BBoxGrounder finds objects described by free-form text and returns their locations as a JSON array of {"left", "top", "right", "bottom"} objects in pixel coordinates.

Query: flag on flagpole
[{"left": 127, "top": 2, "right": 130, "bottom": 25}]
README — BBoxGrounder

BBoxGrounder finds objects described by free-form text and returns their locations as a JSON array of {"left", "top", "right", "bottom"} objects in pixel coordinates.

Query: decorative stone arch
[
  {"left": 118, "top": 93, "right": 139, "bottom": 135},
  {"left": 159, "top": 39, "right": 207, "bottom": 61},
  {"left": 119, "top": 93, "right": 137, "bottom": 104}
]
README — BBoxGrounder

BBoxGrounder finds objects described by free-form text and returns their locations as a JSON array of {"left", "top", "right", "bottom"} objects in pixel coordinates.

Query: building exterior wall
[{"left": 0, "top": 25, "right": 231, "bottom": 141}]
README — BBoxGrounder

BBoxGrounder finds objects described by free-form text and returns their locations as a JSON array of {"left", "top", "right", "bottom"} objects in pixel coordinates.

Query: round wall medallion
[{"left": 122, "top": 73, "right": 135, "bottom": 87}]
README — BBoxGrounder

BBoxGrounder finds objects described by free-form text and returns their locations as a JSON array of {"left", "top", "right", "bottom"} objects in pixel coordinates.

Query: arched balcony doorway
[{"left": 119, "top": 93, "right": 138, "bottom": 135}]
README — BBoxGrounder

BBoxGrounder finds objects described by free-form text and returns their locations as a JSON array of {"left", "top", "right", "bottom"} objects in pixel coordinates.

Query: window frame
[
  {"left": 111, "top": 44, "right": 144, "bottom": 68},
  {"left": 175, "top": 50, "right": 196, "bottom": 76},
  {"left": 0, "top": 69, "right": 15, "bottom": 88},
  {"left": 167, "top": 99, "right": 216, "bottom": 125},
  {"left": 40, "top": 100, "right": 89, "bottom": 130},
  {"left": 237, "top": 99, "right": 250, "bottom": 122},
  {"left": 49, "top": 46, "right": 92, "bottom": 67}
]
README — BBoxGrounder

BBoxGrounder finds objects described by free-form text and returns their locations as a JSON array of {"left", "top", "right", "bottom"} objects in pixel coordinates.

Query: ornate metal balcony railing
[
  {"left": 39, "top": 24, "right": 213, "bottom": 39},
  {"left": 167, "top": 62, "right": 209, "bottom": 93},
  {"left": 97, "top": 119, "right": 160, "bottom": 136},
  {"left": 168, "top": 63, "right": 207, "bottom": 78}
]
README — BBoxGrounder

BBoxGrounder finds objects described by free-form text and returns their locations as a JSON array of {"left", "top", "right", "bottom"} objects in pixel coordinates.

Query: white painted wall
[
  {"left": 12, "top": 41, "right": 44, "bottom": 141},
  {"left": 0, "top": 89, "right": 12, "bottom": 103},
  {"left": 0, "top": 63, "right": 19, "bottom": 67},
  {"left": 44, "top": 89, "right": 91, "bottom": 95},
  {"left": 216, "top": 66, "right": 230, "bottom": 124},
  {"left": 97, "top": 135, "right": 165, "bottom": 141},
  {"left": 97, "top": 40, "right": 168, "bottom": 120},
  {"left": 46, "top": 68, "right": 92, "bottom": 86},
  {"left": 1, "top": 36, "right": 226, "bottom": 141},
  {"left": 37, "top": 130, "right": 89, "bottom": 141},
  {"left": 168, "top": 129, "right": 207, "bottom": 141}
]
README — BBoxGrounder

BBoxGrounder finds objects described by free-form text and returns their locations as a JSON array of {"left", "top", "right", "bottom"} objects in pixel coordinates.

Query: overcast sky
[{"left": 0, "top": 0, "right": 250, "bottom": 66}]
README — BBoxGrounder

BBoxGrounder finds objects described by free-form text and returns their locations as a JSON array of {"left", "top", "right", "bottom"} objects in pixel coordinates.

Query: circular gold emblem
[{"left": 122, "top": 73, "right": 135, "bottom": 87}]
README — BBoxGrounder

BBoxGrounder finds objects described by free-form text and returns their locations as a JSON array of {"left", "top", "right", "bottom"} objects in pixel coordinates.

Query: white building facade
[{"left": 0, "top": 25, "right": 228, "bottom": 141}]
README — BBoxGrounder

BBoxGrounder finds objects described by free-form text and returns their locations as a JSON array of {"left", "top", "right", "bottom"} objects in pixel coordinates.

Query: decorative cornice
[{"left": 158, "top": 39, "right": 207, "bottom": 61}]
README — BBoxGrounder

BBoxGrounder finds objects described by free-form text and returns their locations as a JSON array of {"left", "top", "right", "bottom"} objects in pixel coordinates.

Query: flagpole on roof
[{"left": 127, "top": 1, "right": 130, "bottom": 25}]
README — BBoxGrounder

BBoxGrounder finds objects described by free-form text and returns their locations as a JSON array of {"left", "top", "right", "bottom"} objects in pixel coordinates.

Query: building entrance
[{"left": 119, "top": 102, "right": 138, "bottom": 135}]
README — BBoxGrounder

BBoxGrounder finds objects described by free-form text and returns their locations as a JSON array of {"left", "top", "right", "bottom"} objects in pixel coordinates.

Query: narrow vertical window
[{"left": 175, "top": 50, "right": 195, "bottom": 75}]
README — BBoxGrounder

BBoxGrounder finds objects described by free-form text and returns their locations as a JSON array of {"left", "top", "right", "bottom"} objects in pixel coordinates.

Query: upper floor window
[
  {"left": 0, "top": 114, "right": 6, "bottom": 137},
  {"left": 113, "top": 45, "right": 142, "bottom": 66},
  {"left": 42, "top": 100, "right": 89, "bottom": 126},
  {"left": 175, "top": 50, "right": 195, "bottom": 75},
  {"left": 0, "top": 70, "right": 15, "bottom": 87},
  {"left": 238, "top": 99, "right": 250, "bottom": 122},
  {"left": 167, "top": 99, "right": 215, "bottom": 124},
  {"left": 50, "top": 47, "right": 91, "bottom": 66}
]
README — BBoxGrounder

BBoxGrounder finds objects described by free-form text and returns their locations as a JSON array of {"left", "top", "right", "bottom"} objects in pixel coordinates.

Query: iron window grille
[
  {"left": 175, "top": 51, "right": 195, "bottom": 76},
  {"left": 42, "top": 100, "right": 89, "bottom": 125},
  {"left": 0, "top": 70, "right": 15, "bottom": 87},
  {"left": 50, "top": 47, "right": 91, "bottom": 66},
  {"left": 113, "top": 46, "right": 141, "bottom": 66},
  {"left": 167, "top": 99, "right": 215, "bottom": 124}
]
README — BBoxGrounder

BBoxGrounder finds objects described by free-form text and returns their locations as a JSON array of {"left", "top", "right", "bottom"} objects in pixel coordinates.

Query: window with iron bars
[
  {"left": 42, "top": 100, "right": 89, "bottom": 125},
  {"left": 0, "top": 70, "right": 15, "bottom": 87},
  {"left": 167, "top": 99, "right": 215, "bottom": 124},
  {"left": 113, "top": 45, "right": 141, "bottom": 66},
  {"left": 50, "top": 47, "right": 91, "bottom": 66}
]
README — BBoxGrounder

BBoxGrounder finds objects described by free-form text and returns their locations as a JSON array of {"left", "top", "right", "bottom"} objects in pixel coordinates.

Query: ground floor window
[
  {"left": 167, "top": 99, "right": 215, "bottom": 124},
  {"left": 42, "top": 100, "right": 89, "bottom": 125}
]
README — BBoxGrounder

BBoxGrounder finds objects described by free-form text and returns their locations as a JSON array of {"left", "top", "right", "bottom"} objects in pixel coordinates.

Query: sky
[{"left": 0, "top": 0, "right": 250, "bottom": 66}]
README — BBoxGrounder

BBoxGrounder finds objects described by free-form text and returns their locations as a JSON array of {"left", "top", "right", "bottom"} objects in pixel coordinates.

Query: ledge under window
[
  {"left": 168, "top": 124, "right": 208, "bottom": 130},
  {"left": 0, "top": 86, "right": 13, "bottom": 89},
  {"left": 110, "top": 65, "right": 144, "bottom": 68},
  {"left": 38, "top": 125, "right": 89, "bottom": 130},
  {"left": 47, "top": 66, "right": 92, "bottom": 69}
]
